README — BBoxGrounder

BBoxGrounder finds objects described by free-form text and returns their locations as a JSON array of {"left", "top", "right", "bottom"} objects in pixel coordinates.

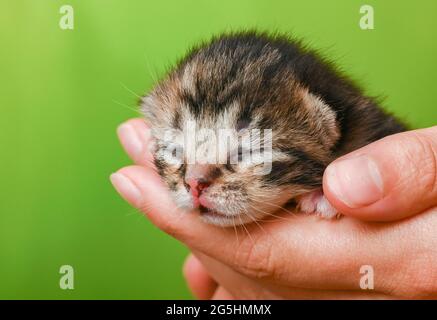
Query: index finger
[{"left": 117, "top": 118, "right": 154, "bottom": 167}]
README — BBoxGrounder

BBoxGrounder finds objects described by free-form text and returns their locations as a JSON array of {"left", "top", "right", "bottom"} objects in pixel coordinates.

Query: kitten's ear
[{"left": 302, "top": 91, "right": 340, "bottom": 148}]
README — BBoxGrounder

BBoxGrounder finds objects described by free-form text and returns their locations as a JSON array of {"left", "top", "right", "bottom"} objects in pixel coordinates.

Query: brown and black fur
[{"left": 140, "top": 31, "right": 406, "bottom": 226}]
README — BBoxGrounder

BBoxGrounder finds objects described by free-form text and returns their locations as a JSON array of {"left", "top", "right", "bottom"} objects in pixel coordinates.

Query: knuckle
[
  {"left": 233, "top": 236, "right": 278, "bottom": 280},
  {"left": 408, "top": 132, "right": 437, "bottom": 195},
  {"left": 160, "top": 217, "right": 184, "bottom": 239}
]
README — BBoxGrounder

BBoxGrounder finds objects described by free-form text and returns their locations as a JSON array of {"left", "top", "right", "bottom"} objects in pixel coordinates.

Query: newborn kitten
[{"left": 140, "top": 31, "right": 406, "bottom": 227}]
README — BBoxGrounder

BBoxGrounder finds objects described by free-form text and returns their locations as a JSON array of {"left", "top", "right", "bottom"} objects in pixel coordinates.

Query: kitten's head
[{"left": 141, "top": 33, "right": 340, "bottom": 226}]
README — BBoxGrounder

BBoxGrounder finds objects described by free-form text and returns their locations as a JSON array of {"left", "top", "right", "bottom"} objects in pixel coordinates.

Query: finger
[
  {"left": 194, "top": 207, "right": 436, "bottom": 295},
  {"left": 195, "top": 251, "right": 392, "bottom": 299},
  {"left": 211, "top": 286, "right": 235, "bottom": 300},
  {"left": 110, "top": 165, "right": 437, "bottom": 295},
  {"left": 193, "top": 250, "right": 277, "bottom": 300},
  {"left": 117, "top": 118, "right": 154, "bottom": 166},
  {"left": 183, "top": 254, "right": 217, "bottom": 300},
  {"left": 323, "top": 126, "right": 437, "bottom": 221}
]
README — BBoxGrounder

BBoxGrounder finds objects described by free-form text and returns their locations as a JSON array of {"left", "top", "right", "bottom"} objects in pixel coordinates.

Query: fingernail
[
  {"left": 117, "top": 123, "right": 143, "bottom": 158},
  {"left": 325, "top": 155, "right": 384, "bottom": 208},
  {"left": 110, "top": 172, "right": 142, "bottom": 206}
]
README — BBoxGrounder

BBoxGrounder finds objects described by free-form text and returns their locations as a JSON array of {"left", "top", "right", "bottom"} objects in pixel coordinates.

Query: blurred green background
[{"left": 0, "top": 0, "right": 435, "bottom": 299}]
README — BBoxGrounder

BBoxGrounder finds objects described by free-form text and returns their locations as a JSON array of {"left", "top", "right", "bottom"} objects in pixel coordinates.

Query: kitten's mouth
[
  {"left": 196, "top": 204, "right": 249, "bottom": 226},
  {"left": 198, "top": 205, "right": 237, "bottom": 226},
  {"left": 198, "top": 205, "right": 227, "bottom": 218}
]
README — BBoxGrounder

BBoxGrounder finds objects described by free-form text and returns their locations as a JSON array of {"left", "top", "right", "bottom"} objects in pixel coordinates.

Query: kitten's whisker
[
  {"left": 123, "top": 201, "right": 161, "bottom": 223},
  {"left": 119, "top": 81, "right": 142, "bottom": 99},
  {"left": 239, "top": 214, "right": 255, "bottom": 245},
  {"left": 232, "top": 216, "right": 240, "bottom": 245},
  {"left": 125, "top": 201, "right": 155, "bottom": 216},
  {"left": 247, "top": 203, "right": 287, "bottom": 221},
  {"left": 249, "top": 197, "right": 298, "bottom": 217},
  {"left": 144, "top": 53, "right": 160, "bottom": 84},
  {"left": 242, "top": 209, "right": 268, "bottom": 237},
  {"left": 112, "top": 99, "right": 142, "bottom": 115},
  {"left": 125, "top": 209, "right": 142, "bottom": 217},
  {"left": 247, "top": 202, "right": 297, "bottom": 222}
]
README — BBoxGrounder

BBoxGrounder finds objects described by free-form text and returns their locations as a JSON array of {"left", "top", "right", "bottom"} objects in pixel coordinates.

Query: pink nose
[
  {"left": 186, "top": 178, "right": 211, "bottom": 198},
  {"left": 185, "top": 164, "right": 220, "bottom": 198}
]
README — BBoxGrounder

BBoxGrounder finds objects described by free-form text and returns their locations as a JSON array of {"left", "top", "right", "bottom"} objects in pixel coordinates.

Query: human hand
[{"left": 111, "top": 119, "right": 437, "bottom": 299}]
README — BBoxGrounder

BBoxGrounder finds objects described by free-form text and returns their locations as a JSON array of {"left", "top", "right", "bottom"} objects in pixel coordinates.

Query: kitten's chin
[
  {"left": 170, "top": 190, "right": 254, "bottom": 227},
  {"left": 198, "top": 205, "right": 253, "bottom": 227}
]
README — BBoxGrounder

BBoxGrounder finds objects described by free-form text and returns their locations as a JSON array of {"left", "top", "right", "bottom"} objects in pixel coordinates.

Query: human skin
[{"left": 111, "top": 119, "right": 437, "bottom": 299}]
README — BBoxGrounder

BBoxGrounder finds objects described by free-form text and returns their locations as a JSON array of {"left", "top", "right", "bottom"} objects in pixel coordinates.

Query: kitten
[{"left": 140, "top": 31, "right": 406, "bottom": 227}]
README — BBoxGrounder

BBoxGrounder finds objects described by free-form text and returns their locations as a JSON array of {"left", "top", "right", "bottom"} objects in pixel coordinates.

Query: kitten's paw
[{"left": 297, "top": 190, "right": 340, "bottom": 219}]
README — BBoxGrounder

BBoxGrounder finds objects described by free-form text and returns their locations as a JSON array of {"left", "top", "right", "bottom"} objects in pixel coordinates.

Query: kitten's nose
[{"left": 185, "top": 164, "right": 221, "bottom": 198}]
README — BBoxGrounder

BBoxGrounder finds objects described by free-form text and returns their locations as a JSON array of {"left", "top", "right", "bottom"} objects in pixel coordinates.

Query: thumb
[{"left": 323, "top": 126, "right": 437, "bottom": 221}]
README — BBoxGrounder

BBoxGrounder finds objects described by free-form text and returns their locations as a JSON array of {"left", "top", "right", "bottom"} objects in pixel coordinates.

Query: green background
[{"left": 0, "top": 0, "right": 435, "bottom": 299}]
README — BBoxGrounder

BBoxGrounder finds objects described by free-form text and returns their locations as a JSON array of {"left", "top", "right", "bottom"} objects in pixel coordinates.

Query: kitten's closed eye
[{"left": 157, "top": 143, "right": 184, "bottom": 167}]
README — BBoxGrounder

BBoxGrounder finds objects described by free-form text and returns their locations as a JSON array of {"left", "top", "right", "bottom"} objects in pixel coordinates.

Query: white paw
[{"left": 298, "top": 190, "right": 340, "bottom": 219}]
